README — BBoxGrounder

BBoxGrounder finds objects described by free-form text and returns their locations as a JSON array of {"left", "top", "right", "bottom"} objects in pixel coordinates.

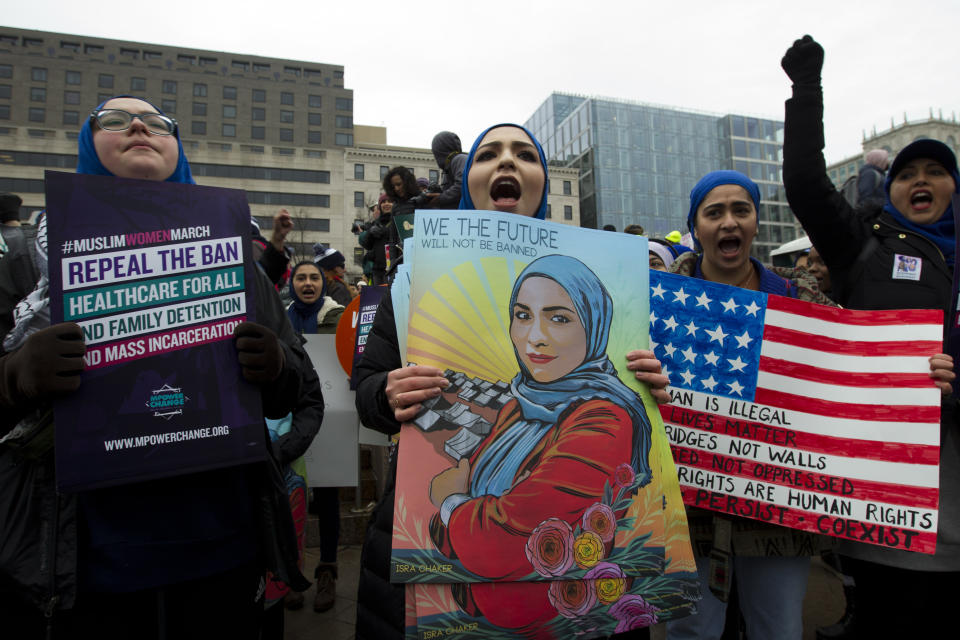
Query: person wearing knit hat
[
  {"left": 313, "top": 243, "right": 352, "bottom": 306},
  {"left": 416, "top": 177, "right": 430, "bottom": 193},
  {"left": 666, "top": 168, "right": 831, "bottom": 640},
  {"left": 664, "top": 230, "right": 683, "bottom": 245}
]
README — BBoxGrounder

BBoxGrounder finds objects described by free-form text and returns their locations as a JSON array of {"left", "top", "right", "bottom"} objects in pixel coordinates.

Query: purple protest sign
[
  {"left": 45, "top": 171, "right": 264, "bottom": 491},
  {"left": 349, "top": 284, "right": 386, "bottom": 389}
]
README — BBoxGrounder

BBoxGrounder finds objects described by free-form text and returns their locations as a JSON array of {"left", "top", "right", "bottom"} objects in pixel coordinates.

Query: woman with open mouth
[
  {"left": 666, "top": 169, "right": 832, "bottom": 640},
  {"left": 352, "top": 123, "right": 670, "bottom": 639},
  {"left": 782, "top": 35, "right": 960, "bottom": 638}
]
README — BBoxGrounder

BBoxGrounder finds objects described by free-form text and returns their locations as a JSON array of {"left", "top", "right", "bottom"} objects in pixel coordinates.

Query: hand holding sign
[
  {"left": 234, "top": 321, "right": 285, "bottom": 384},
  {"left": 0, "top": 323, "right": 86, "bottom": 405}
]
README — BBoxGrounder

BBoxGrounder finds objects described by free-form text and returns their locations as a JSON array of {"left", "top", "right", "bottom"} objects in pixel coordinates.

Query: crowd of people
[{"left": 0, "top": 34, "right": 957, "bottom": 640}]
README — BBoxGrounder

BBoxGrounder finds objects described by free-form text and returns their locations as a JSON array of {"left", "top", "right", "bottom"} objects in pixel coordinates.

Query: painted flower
[
  {"left": 614, "top": 463, "right": 635, "bottom": 490},
  {"left": 573, "top": 531, "right": 605, "bottom": 569},
  {"left": 525, "top": 518, "right": 574, "bottom": 577},
  {"left": 584, "top": 561, "right": 626, "bottom": 605},
  {"left": 609, "top": 594, "right": 659, "bottom": 633},
  {"left": 547, "top": 579, "right": 597, "bottom": 618},
  {"left": 582, "top": 502, "right": 617, "bottom": 544}
]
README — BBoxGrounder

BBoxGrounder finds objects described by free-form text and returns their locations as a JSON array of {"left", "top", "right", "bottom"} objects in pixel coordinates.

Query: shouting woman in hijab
[
  {"left": 0, "top": 96, "right": 323, "bottom": 639},
  {"left": 352, "top": 123, "right": 669, "bottom": 640}
]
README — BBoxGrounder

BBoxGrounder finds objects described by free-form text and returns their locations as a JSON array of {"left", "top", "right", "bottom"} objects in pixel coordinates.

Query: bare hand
[
  {"left": 270, "top": 209, "right": 293, "bottom": 251},
  {"left": 430, "top": 458, "right": 470, "bottom": 509},
  {"left": 929, "top": 353, "right": 956, "bottom": 397},
  {"left": 385, "top": 365, "right": 449, "bottom": 422},
  {"left": 626, "top": 349, "right": 670, "bottom": 404}
]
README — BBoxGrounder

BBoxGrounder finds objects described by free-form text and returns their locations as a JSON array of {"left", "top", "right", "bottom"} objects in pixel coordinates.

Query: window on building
[
  {"left": 30, "top": 87, "right": 46, "bottom": 102},
  {"left": 280, "top": 110, "right": 294, "bottom": 123},
  {"left": 63, "top": 90, "right": 80, "bottom": 105},
  {"left": 252, "top": 89, "right": 265, "bottom": 102},
  {"left": 223, "top": 86, "right": 237, "bottom": 100},
  {"left": 162, "top": 80, "right": 177, "bottom": 94},
  {"left": 222, "top": 123, "right": 236, "bottom": 138},
  {"left": 354, "top": 191, "right": 365, "bottom": 208},
  {"left": 23, "top": 38, "right": 43, "bottom": 48},
  {"left": 308, "top": 95, "right": 322, "bottom": 108},
  {"left": 280, "top": 92, "right": 294, "bottom": 105},
  {"left": 334, "top": 70, "right": 344, "bottom": 80},
  {"left": 63, "top": 111, "right": 79, "bottom": 125},
  {"left": 305, "top": 150, "right": 325, "bottom": 159},
  {"left": 251, "top": 126, "right": 264, "bottom": 140},
  {"left": 251, "top": 107, "right": 265, "bottom": 121},
  {"left": 65, "top": 70, "right": 81, "bottom": 85},
  {"left": 429, "top": 169, "right": 439, "bottom": 183},
  {"left": 546, "top": 204, "right": 552, "bottom": 219},
  {"left": 223, "top": 104, "right": 236, "bottom": 118},
  {"left": 217, "top": 143, "right": 232, "bottom": 151},
  {"left": 31, "top": 68, "right": 47, "bottom": 82},
  {"left": 161, "top": 99, "right": 176, "bottom": 114},
  {"left": 0, "top": 105, "right": 9, "bottom": 120},
  {"left": 354, "top": 164, "right": 364, "bottom": 180},
  {"left": 379, "top": 166, "right": 389, "bottom": 179},
  {"left": 232, "top": 60, "right": 249, "bottom": 72},
  {"left": 308, "top": 131, "right": 322, "bottom": 144},
  {"left": 253, "top": 63, "right": 270, "bottom": 73},
  {"left": 192, "top": 102, "right": 207, "bottom": 116},
  {"left": 564, "top": 205, "right": 573, "bottom": 220},
  {"left": 273, "top": 147, "right": 294, "bottom": 156},
  {"left": 177, "top": 54, "right": 196, "bottom": 66},
  {"left": 279, "top": 128, "right": 293, "bottom": 142},
  {"left": 60, "top": 41, "right": 80, "bottom": 52},
  {"left": 335, "top": 133, "right": 353, "bottom": 146},
  {"left": 130, "top": 77, "right": 146, "bottom": 92},
  {"left": 199, "top": 56, "right": 217, "bottom": 67},
  {"left": 335, "top": 115, "right": 352, "bottom": 128},
  {"left": 283, "top": 66, "right": 300, "bottom": 77},
  {"left": 98, "top": 74, "right": 113, "bottom": 89},
  {"left": 563, "top": 180, "right": 572, "bottom": 195},
  {"left": 304, "top": 68, "right": 322, "bottom": 79},
  {"left": 0, "top": 85, "right": 10, "bottom": 99},
  {"left": 243, "top": 145, "right": 263, "bottom": 153},
  {"left": 119, "top": 48, "right": 139, "bottom": 59},
  {"left": 28, "top": 107, "right": 44, "bottom": 123},
  {"left": 335, "top": 97, "right": 352, "bottom": 111},
  {"left": 82, "top": 44, "right": 102, "bottom": 55},
  {"left": 193, "top": 83, "right": 207, "bottom": 97},
  {"left": 143, "top": 50, "right": 161, "bottom": 60},
  {"left": 0, "top": 65, "right": 12, "bottom": 79},
  {"left": 192, "top": 121, "right": 206, "bottom": 135},
  {"left": 308, "top": 113, "right": 322, "bottom": 126}
]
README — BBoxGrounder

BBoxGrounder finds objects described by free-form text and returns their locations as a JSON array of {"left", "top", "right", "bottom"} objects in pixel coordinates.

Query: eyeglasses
[{"left": 89, "top": 109, "right": 177, "bottom": 136}]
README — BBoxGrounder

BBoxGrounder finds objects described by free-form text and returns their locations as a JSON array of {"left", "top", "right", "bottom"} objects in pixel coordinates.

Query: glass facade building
[{"left": 525, "top": 93, "right": 800, "bottom": 261}]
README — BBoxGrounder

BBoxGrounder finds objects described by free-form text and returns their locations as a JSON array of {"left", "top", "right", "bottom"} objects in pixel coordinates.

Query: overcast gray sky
[{"left": 6, "top": 0, "right": 958, "bottom": 163}]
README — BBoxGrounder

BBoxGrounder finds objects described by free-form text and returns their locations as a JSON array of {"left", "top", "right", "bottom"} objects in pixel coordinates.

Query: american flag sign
[{"left": 651, "top": 270, "right": 943, "bottom": 554}]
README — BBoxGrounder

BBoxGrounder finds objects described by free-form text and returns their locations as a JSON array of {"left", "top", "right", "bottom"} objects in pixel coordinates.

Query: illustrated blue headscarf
[
  {"left": 458, "top": 123, "right": 549, "bottom": 220},
  {"left": 504, "top": 254, "right": 652, "bottom": 485},
  {"left": 687, "top": 170, "right": 761, "bottom": 250},
  {"left": 881, "top": 139, "right": 959, "bottom": 269},
  {"left": 78, "top": 95, "right": 195, "bottom": 184},
  {"left": 286, "top": 261, "right": 328, "bottom": 335}
]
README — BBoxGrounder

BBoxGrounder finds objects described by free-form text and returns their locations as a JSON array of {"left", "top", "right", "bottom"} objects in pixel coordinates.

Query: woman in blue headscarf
[
  {"left": 782, "top": 36, "right": 960, "bottom": 639},
  {"left": 0, "top": 96, "right": 320, "bottom": 638},
  {"left": 352, "top": 123, "right": 668, "bottom": 639}
]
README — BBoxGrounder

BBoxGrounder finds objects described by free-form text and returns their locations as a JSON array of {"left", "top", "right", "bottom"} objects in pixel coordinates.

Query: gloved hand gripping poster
[
  {"left": 391, "top": 210, "right": 698, "bottom": 638},
  {"left": 44, "top": 172, "right": 264, "bottom": 491}
]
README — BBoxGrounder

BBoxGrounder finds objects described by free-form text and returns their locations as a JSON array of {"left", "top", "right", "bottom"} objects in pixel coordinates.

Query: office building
[{"left": 525, "top": 93, "right": 799, "bottom": 261}]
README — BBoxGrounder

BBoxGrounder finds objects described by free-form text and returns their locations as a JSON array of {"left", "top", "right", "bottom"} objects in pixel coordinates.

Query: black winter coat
[{"left": 353, "top": 290, "right": 405, "bottom": 640}]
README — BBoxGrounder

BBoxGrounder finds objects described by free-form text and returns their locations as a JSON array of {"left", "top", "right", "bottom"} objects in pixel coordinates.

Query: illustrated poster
[
  {"left": 652, "top": 269, "right": 943, "bottom": 554},
  {"left": 391, "top": 211, "right": 699, "bottom": 637},
  {"left": 45, "top": 171, "right": 263, "bottom": 491}
]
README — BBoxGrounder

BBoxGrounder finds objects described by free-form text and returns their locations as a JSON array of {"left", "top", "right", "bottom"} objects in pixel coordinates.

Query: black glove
[
  {"left": 0, "top": 323, "right": 85, "bottom": 407},
  {"left": 781, "top": 35, "right": 823, "bottom": 86},
  {"left": 233, "top": 321, "right": 285, "bottom": 384}
]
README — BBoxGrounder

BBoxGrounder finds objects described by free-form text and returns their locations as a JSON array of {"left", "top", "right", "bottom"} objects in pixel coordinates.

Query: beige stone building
[{"left": 827, "top": 113, "right": 960, "bottom": 188}]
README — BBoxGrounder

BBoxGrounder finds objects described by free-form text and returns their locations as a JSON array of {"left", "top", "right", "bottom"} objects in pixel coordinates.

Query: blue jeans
[{"left": 666, "top": 555, "right": 809, "bottom": 640}]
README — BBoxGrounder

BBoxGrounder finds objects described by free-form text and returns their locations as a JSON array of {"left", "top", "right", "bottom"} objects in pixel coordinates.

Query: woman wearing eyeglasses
[{"left": 0, "top": 96, "right": 323, "bottom": 639}]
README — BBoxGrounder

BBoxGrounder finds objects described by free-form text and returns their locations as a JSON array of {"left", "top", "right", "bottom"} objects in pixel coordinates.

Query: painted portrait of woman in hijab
[{"left": 422, "top": 254, "right": 654, "bottom": 628}]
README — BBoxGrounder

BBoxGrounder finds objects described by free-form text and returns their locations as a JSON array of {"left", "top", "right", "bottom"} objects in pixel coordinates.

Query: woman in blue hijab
[
  {"left": 352, "top": 123, "right": 668, "bottom": 639},
  {"left": 0, "top": 95, "right": 318, "bottom": 639}
]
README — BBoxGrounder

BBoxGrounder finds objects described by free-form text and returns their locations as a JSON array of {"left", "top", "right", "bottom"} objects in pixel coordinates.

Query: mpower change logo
[{"left": 146, "top": 383, "right": 191, "bottom": 420}]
